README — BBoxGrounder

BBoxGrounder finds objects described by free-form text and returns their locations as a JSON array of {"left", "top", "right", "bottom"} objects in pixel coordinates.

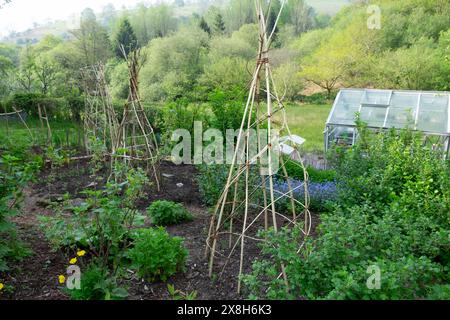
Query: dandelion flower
[
  {"left": 69, "top": 257, "right": 77, "bottom": 264},
  {"left": 58, "top": 275, "right": 66, "bottom": 284},
  {"left": 0, "top": 283, "right": 4, "bottom": 290},
  {"left": 76, "top": 250, "right": 86, "bottom": 257}
]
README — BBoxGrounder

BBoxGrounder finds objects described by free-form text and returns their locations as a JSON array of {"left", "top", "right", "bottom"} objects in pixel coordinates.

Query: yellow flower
[
  {"left": 69, "top": 257, "right": 77, "bottom": 264},
  {"left": 76, "top": 250, "right": 86, "bottom": 257},
  {"left": 0, "top": 283, "right": 4, "bottom": 290},
  {"left": 58, "top": 275, "right": 66, "bottom": 284}
]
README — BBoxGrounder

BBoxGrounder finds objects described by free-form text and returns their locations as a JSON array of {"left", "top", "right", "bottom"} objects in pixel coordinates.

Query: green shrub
[
  {"left": 299, "top": 92, "right": 334, "bottom": 105},
  {"left": 5, "top": 93, "right": 68, "bottom": 118},
  {"left": 126, "top": 227, "right": 188, "bottom": 282},
  {"left": 66, "top": 95, "right": 84, "bottom": 122},
  {"left": 244, "top": 125, "right": 450, "bottom": 300},
  {"left": 196, "top": 164, "right": 229, "bottom": 206},
  {"left": 68, "top": 263, "right": 128, "bottom": 300},
  {"left": 283, "top": 158, "right": 336, "bottom": 182},
  {"left": 147, "top": 200, "right": 192, "bottom": 226},
  {"left": 208, "top": 88, "right": 248, "bottom": 132}
]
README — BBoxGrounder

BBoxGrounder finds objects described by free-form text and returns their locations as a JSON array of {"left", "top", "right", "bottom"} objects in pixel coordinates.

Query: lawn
[
  {"left": 279, "top": 103, "right": 332, "bottom": 153},
  {"left": 0, "top": 118, "right": 82, "bottom": 149}
]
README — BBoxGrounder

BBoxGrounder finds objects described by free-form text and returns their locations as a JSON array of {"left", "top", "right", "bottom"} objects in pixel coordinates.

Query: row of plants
[{"left": 243, "top": 123, "right": 450, "bottom": 299}]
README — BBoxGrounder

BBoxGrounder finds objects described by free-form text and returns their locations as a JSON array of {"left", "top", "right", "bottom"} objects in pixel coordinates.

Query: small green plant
[
  {"left": 126, "top": 227, "right": 188, "bottom": 282},
  {"left": 147, "top": 200, "right": 192, "bottom": 226},
  {"left": 167, "top": 284, "right": 197, "bottom": 300},
  {"left": 68, "top": 263, "right": 128, "bottom": 300}
]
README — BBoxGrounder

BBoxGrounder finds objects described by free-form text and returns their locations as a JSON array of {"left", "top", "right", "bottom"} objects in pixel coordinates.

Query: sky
[{"left": 0, "top": 0, "right": 156, "bottom": 37}]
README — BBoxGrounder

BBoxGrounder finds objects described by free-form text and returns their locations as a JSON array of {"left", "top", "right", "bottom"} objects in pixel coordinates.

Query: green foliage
[
  {"left": 199, "top": 17, "right": 211, "bottom": 36},
  {"left": 196, "top": 164, "right": 229, "bottom": 207},
  {"left": 245, "top": 126, "right": 450, "bottom": 300},
  {"left": 0, "top": 153, "right": 39, "bottom": 271},
  {"left": 39, "top": 171, "right": 147, "bottom": 266},
  {"left": 114, "top": 18, "right": 139, "bottom": 59},
  {"left": 68, "top": 263, "right": 128, "bottom": 300},
  {"left": 159, "top": 98, "right": 212, "bottom": 135},
  {"left": 272, "top": 62, "right": 304, "bottom": 101},
  {"left": 126, "top": 227, "right": 188, "bottom": 282},
  {"left": 283, "top": 159, "right": 336, "bottom": 183},
  {"left": 4, "top": 93, "right": 69, "bottom": 118},
  {"left": 139, "top": 27, "right": 208, "bottom": 102},
  {"left": 66, "top": 95, "right": 84, "bottom": 122},
  {"left": 298, "top": 0, "right": 450, "bottom": 92},
  {"left": 167, "top": 284, "right": 197, "bottom": 300},
  {"left": 147, "top": 200, "right": 192, "bottom": 226},
  {"left": 208, "top": 88, "right": 247, "bottom": 132}
]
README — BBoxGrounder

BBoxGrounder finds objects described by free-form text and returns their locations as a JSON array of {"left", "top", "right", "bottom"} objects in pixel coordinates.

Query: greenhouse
[{"left": 324, "top": 88, "right": 450, "bottom": 156}]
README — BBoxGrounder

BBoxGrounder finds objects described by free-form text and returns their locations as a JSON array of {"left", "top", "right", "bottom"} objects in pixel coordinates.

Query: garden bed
[{"left": 2, "top": 158, "right": 320, "bottom": 300}]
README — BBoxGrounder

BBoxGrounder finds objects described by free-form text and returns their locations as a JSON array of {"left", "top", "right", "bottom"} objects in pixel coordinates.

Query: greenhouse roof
[{"left": 327, "top": 89, "right": 450, "bottom": 135}]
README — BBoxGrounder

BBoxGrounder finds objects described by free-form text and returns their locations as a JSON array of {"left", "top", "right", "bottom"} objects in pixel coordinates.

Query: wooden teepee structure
[
  {"left": 81, "top": 47, "right": 160, "bottom": 190},
  {"left": 118, "top": 46, "right": 160, "bottom": 190},
  {"left": 205, "top": 0, "right": 311, "bottom": 294}
]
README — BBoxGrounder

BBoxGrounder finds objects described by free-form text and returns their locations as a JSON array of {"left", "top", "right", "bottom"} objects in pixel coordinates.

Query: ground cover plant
[{"left": 147, "top": 200, "right": 193, "bottom": 226}]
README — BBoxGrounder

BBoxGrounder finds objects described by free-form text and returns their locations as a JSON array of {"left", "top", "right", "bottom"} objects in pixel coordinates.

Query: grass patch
[
  {"left": 278, "top": 103, "right": 331, "bottom": 153},
  {"left": 0, "top": 118, "right": 82, "bottom": 149}
]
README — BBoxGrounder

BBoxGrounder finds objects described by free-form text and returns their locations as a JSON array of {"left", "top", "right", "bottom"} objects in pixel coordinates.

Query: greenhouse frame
[{"left": 324, "top": 88, "right": 450, "bottom": 157}]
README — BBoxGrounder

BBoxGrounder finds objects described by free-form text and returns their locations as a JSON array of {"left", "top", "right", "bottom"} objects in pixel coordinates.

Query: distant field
[
  {"left": 306, "top": 0, "right": 350, "bottom": 15},
  {"left": 278, "top": 103, "right": 332, "bottom": 152}
]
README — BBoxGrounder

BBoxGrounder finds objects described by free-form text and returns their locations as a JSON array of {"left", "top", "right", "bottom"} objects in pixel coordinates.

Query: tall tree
[
  {"left": 71, "top": 9, "right": 112, "bottom": 66},
  {"left": 114, "top": 18, "right": 138, "bottom": 59},
  {"left": 286, "top": 0, "right": 315, "bottom": 36},
  {"left": 17, "top": 44, "right": 36, "bottom": 92},
  {"left": 213, "top": 13, "right": 226, "bottom": 35},
  {"left": 199, "top": 17, "right": 211, "bottom": 36}
]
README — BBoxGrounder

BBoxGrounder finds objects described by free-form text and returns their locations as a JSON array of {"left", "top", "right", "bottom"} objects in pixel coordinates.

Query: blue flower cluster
[{"left": 270, "top": 178, "right": 337, "bottom": 211}]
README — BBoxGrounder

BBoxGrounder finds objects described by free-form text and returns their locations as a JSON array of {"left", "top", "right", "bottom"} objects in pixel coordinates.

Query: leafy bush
[
  {"left": 299, "top": 92, "right": 334, "bottom": 105},
  {"left": 5, "top": 93, "right": 67, "bottom": 118},
  {"left": 208, "top": 88, "right": 247, "bottom": 132},
  {"left": 126, "top": 227, "right": 188, "bottom": 282},
  {"left": 196, "top": 164, "right": 229, "bottom": 206},
  {"left": 244, "top": 126, "right": 450, "bottom": 300},
  {"left": 147, "top": 200, "right": 192, "bottom": 226},
  {"left": 68, "top": 263, "right": 128, "bottom": 300},
  {"left": 160, "top": 98, "right": 212, "bottom": 136},
  {"left": 66, "top": 95, "right": 84, "bottom": 122},
  {"left": 283, "top": 158, "right": 336, "bottom": 183}
]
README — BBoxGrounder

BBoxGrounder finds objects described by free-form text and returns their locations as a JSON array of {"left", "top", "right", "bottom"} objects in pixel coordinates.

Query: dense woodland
[{"left": 0, "top": 0, "right": 449, "bottom": 118}]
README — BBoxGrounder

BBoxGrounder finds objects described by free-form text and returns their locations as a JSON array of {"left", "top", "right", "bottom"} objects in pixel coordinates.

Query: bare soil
[{"left": 1, "top": 158, "right": 319, "bottom": 300}]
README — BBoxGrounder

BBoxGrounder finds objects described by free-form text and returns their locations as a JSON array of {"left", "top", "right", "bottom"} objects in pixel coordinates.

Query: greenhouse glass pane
[
  {"left": 385, "top": 92, "right": 418, "bottom": 128},
  {"left": 361, "top": 90, "right": 391, "bottom": 106},
  {"left": 360, "top": 105, "right": 387, "bottom": 127},
  {"left": 416, "top": 94, "right": 448, "bottom": 133},
  {"left": 329, "top": 90, "right": 364, "bottom": 125},
  {"left": 340, "top": 90, "right": 364, "bottom": 104}
]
